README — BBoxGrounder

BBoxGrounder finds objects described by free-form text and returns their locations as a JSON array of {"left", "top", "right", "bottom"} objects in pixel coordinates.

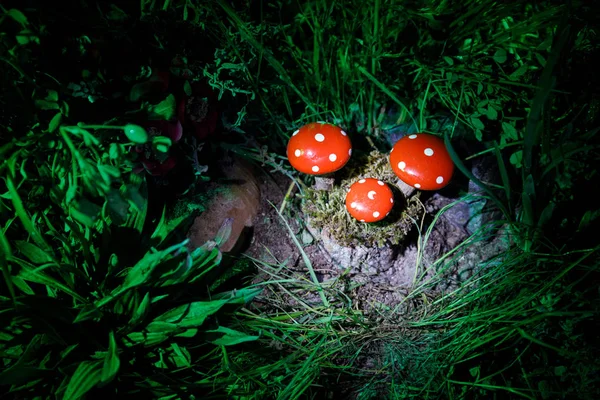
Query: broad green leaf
[
  {"left": 502, "top": 121, "right": 518, "bottom": 140},
  {"left": 100, "top": 332, "right": 120, "bottom": 384},
  {"left": 188, "top": 246, "right": 222, "bottom": 283},
  {"left": 535, "top": 52, "right": 546, "bottom": 68},
  {"left": 578, "top": 209, "right": 600, "bottom": 232},
  {"left": 211, "top": 287, "right": 262, "bottom": 305},
  {"left": 74, "top": 304, "right": 102, "bottom": 323},
  {"left": 207, "top": 326, "right": 259, "bottom": 346},
  {"left": 175, "top": 329, "right": 197, "bottom": 338},
  {"left": 69, "top": 199, "right": 101, "bottom": 227},
  {"left": 470, "top": 117, "right": 484, "bottom": 130},
  {"left": 7, "top": 9, "right": 29, "bottom": 26},
  {"left": 145, "top": 321, "right": 180, "bottom": 333},
  {"left": 62, "top": 126, "right": 100, "bottom": 147},
  {"left": 11, "top": 257, "right": 85, "bottom": 302},
  {"left": 11, "top": 276, "right": 34, "bottom": 294},
  {"left": 121, "top": 241, "right": 188, "bottom": 290},
  {"left": 510, "top": 150, "right": 523, "bottom": 168},
  {"left": 183, "top": 81, "right": 192, "bottom": 96},
  {"left": 169, "top": 343, "right": 191, "bottom": 367},
  {"left": 152, "top": 136, "right": 172, "bottom": 153},
  {"left": 6, "top": 175, "right": 51, "bottom": 253},
  {"left": 123, "top": 124, "right": 148, "bottom": 144},
  {"left": 108, "top": 143, "right": 120, "bottom": 159},
  {"left": 130, "top": 292, "right": 151, "bottom": 325},
  {"left": 509, "top": 64, "right": 529, "bottom": 80},
  {"left": 13, "top": 240, "right": 53, "bottom": 264},
  {"left": 155, "top": 299, "right": 229, "bottom": 328},
  {"left": 486, "top": 107, "right": 498, "bottom": 121},
  {"left": 46, "top": 90, "right": 59, "bottom": 102},
  {"left": 149, "top": 94, "right": 176, "bottom": 120},
  {"left": 49, "top": 112, "right": 62, "bottom": 132},
  {"left": 34, "top": 99, "right": 59, "bottom": 110},
  {"left": 538, "top": 201, "right": 555, "bottom": 228},
  {"left": 63, "top": 360, "right": 103, "bottom": 400},
  {"left": 125, "top": 331, "right": 169, "bottom": 347},
  {"left": 493, "top": 48, "right": 507, "bottom": 63}
]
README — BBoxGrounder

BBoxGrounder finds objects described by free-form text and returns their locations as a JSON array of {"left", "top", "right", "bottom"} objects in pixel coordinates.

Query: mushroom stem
[
  {"left": 313, "top": 175, "right": 335, "bottom": 191},
  {"left": 395, "top": 178, "right": 416, "bottom": 198}
]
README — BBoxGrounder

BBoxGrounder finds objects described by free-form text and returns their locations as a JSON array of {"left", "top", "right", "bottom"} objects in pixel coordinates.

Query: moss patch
[{"left": 301, "top": 151, "right": 424, "bottom": 248}]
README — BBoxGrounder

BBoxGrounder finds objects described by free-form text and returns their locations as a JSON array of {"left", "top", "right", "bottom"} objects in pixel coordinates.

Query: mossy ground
[{"left": 301, "top": 150, "right": 424, "bottom": 248}]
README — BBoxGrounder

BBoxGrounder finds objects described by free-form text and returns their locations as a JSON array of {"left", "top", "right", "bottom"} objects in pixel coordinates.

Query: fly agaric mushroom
[
  {"left": 389, "top": 133, "right": 454, "bottom": 190},
  {"left": 287, "top": 122, "right": 352, "bottom": 189},
  {"left": 345, "top": 178, "right": 394, "bottom": 223}
]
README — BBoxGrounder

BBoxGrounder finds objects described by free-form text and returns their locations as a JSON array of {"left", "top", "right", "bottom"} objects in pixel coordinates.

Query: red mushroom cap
[
  {"left": 389, "top": 133, "right": 454, "bottom": 190},
  {"left": 345, "top": 178, "right": 394, "bottom": 223},
  {"left": 287, "top": 122, "right": 352, "bottom": 175}
]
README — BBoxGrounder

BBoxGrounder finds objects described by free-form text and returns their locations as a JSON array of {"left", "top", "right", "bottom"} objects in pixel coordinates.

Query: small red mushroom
[
  {"left": 345, "top": 178, "right": 394, "bottom": 223},
  {"left": 286, "top": 122, "right": 352, "bottom": 175},
  {"left": 389, "top": 133, "right": 454, "bottom": 190}
]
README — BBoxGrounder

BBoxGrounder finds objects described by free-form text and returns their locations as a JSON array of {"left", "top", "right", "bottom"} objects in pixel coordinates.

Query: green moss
[{"left": 301, "top": 151, "right": 423, "bottom": 248}]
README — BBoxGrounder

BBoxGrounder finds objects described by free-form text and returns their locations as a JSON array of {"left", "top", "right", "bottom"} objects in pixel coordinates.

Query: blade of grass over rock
[
  {"left": 269, "top": 201, "right": 329, "bottom": 307},
  {"left": 443, "top": 131, "right": 510, "bottom": 223}
]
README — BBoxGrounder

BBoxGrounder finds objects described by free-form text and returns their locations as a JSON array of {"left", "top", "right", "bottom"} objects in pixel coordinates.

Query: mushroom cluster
[{"left": 287, "top": 122, "right": 455, "bottom": 224}]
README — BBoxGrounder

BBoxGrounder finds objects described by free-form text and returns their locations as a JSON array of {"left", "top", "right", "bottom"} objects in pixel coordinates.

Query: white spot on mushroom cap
[
  {"left": 367, "top": 190, "right": 377, "bottom": 200},
  {"left": 348, "top": 149, "right": 352, "bottom": 156},
  {"left": 294, "top": 149, "right": 301, "bottom": 157},
  {"left": 341, "top": 130, "right": 347, "bottom": 136},
  {"left": 373, "top": 211, "right": 380, "bottom": 218},
  {"left": 315, "top": 133, "right": 325, "bottom": 142},
  {"left": 390, "top": 147, "right": 394, "bottom": 153},
  {"left": 358, "top": 179, "right": 366, "bottom": 183},
  {"left": 414, "top": 183, "right": 421, "bottom": 188},
  {"left": 329, "top": 153, "right": 337, "bottom": 162},
  {"left": 377, "top": 180, "right": 384, "bottom": 186},
  {"left": 436, "top": 176, "right": 444, "bottom": 184},
  {"left": 312, "top": 166, "right": 320, "bottom": 173},
  {"left": 350, "top": 202, "right": 358, "bottom": 209},
  {"left": 390, "top": 198, "right": 394, "bottom": 203},
  {"left": 409, "top": 134, "right": 418, "bottom": 139},
  {"left": 424, "top": 148, "right": 434, "bottom": 156},
  {"left": 398, "top": 161, "right": 406, "bottom": 171},
  {"left": 360, "top": 219, "right": 365, "bottom": 222},
  {"left": 292, "top": 129, "right": 299, "bottom": 136}
]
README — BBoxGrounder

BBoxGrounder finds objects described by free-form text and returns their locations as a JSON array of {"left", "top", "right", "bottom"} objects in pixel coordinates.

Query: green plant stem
[
  {"left": 356, "top": 64, "right": 419, "bottom": 130},
  {"left": 270, "top": 201, "right": 329, "bottom": 308}
]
